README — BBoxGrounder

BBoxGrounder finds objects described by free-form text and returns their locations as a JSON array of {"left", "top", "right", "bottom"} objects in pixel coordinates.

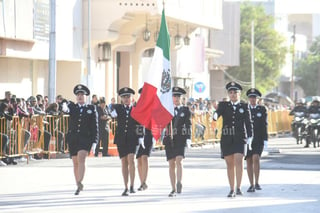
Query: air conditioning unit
[{"left": 98, "top": 42, "right": 111, "bottom": 62}]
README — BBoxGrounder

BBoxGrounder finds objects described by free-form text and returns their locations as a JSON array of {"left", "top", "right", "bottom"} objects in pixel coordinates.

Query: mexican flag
[{"left": 131, "top": 9, "right": 174, "bottom": 140}]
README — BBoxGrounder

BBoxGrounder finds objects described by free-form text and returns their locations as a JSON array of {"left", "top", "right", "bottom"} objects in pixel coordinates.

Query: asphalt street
[{"left": 0, "top": 135, "right": 320, "bottom": 213}]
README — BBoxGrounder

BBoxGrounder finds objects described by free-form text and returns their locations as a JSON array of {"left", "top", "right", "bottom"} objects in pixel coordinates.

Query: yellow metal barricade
[{"left": 108, "top": 118, "right": 119, "bottom": 156}]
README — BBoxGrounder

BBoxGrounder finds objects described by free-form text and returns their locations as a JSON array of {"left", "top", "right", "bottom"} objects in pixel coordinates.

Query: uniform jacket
[
  {"left": 307, "top": 105, "right": 320, "bottom": 115},
  {"left": 112, "top": 104, "right": 140, "bottom": 145},
  {"left": 66, "top": 102, "right": 99, "bottom": 144},
  {"left": 289, "top": 105, "right": 308, "bottom": 115},
  {"left": 214, "top": 101, "right": 253, "bottom": 145},
  {"left": 249, "top": 105, "right": 268, "bottom": 145},
  {"left": 166, "top": 106, "right": 191, "bottom": 147}
]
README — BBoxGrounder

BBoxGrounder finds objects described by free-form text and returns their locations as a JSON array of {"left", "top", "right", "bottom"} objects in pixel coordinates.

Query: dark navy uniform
[
  {"left": 164, "top": 87, "right": 191, "bottom": 161},
  {"left": 112, "top": 104, "right": 140, "bottom": 158},
  {"left": 136, "top": 88, "right": 153, "bottom": 159},
  {"left": 307, "top": 104, "right": 320, "bottom": 115},
  {"left": 66, "top": 102, "right": 99, "bottom": 156},
  {"left": 165, "top": 106, "right": 191, "bottom": 161},
  {"left": 215, "top": 101, "right": 253, "bottom": 158},
  {"left": 246, "top": 88, "right": 268, "bottom": 157},
  {"left": 290, "top": 105, "right": 308, "bottom": 115},
  {"left": 246, "top": 104, "right": 268, "bottom": 157},
  {"left": 136, "top": 128, "right": 153, "bottom": 159}
]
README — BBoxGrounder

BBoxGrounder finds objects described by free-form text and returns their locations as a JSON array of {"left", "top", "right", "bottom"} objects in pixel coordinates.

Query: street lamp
[{"left": 291, "top": 25, "right": 296, "bottom": 102}]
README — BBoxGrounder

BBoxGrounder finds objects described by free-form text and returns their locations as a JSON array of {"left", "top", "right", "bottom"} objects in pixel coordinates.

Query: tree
[
  {"left": 226, "top": 3, "right": 287, "bottom": 96},
  {"left": 295, "top": 36, "right": 320, "bottom": 96}
]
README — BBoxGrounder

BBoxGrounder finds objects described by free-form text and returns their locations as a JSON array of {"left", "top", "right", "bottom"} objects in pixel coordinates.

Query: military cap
[
  {"left": 172, "top": 87, "right": 186, "bottom": 96},
  {"left": 73, "top": 84, "right": 90, "bottom": 96},
  {"left": 225, "top": 81, "right": 242, "bottom": 91},
  {"left": 118, "top": 87, "right": 135, "bottom": 97},
  {"left": 246, "top": 88, "right": 262, "bottom": 97},
  {"left": 138, "top": 87, "right": 143, "bottom": 94}
]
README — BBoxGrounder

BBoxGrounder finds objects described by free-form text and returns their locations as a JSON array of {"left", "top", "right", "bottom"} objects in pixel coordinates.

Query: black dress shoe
[
  {"left": 168, "top": 190, "right": 176, "bottom": 197},
  {"left": 236, "top": 188, "right": 243, "bottom": 195},
  {"left": 77, "top": 182, "right": 84, "bottom": 191},
  {"left": 74, "top": 189, "right": 80, "bottom": 195},
  {"left": 138, "top": 183, "right": 148, "bottom": 191},
  {"left": 227, "top": 190, "right": 235, "bottom": 198},
  {"left": 255, "top": 184, "right": 262, "bottom": 190},
  {"left": 130, "top": 186, "right": 136, "bottom": 193},
  {"left": 137, "top": 185, "right": 143, "bottom": 191},
  {"left": 176, "top": 182, "right": 182, "bottom": 194},
  {"left": 247, "top": 185, "right": 255, "bottom": 192},
  {"left": 122, "top": 188, "right": 129, "bottom": 196},
  {"left": 142, "top": 183, "right": 148, "bottom": 190}
]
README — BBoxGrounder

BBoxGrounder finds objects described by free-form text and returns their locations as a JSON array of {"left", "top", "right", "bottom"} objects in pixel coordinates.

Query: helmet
[
  {"left": 312, "top": 96, "right": 320, "bottom": 102},
  {"left": 296, "top": 98, "right": 305, "bottom": 105}
]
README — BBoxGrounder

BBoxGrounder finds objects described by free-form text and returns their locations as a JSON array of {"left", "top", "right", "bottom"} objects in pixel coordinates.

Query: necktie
[
  {"left": 174, "top": 107, "right": 178, "bottom": 116},
  {"left": 125, "top": 106, "right": 130, "bottom": 114}
]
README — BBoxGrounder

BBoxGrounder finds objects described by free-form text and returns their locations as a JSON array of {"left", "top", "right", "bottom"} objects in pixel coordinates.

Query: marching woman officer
[
  {"left": 213, "top": 82, "right": 253, "bottom": 198},
  {"left": 136, "top": 88, "right": 154, "bottom": 191},
  {"left": 164, "top": 87, "right": 192, "bottom": 197},
  {"left": 245, "top": 88, "right": 268, "bottom": 192},
  {"left": 110, "top": 87, "right": 140, "bottom": 196},
  {"left": 62, "top": 84, "right": 99, "bottom": 195}
]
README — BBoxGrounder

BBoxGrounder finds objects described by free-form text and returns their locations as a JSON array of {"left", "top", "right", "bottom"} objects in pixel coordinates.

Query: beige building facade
[{"left": 0, "top": 0, "right": 228, "bottom": 103}]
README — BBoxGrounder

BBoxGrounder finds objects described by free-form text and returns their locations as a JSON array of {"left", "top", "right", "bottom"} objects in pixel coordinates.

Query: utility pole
[
  {"left": 87, "top": 0, "right": 92, "bottom": 103},
  {"left": 49, "top": 0, "right": 56, "bottom": 103},
  {"left": 291, "top": 25, "right": 296, "bottom": 102},
  {"left": 251, "top": 20, "right": 255, "bottom": 88}
]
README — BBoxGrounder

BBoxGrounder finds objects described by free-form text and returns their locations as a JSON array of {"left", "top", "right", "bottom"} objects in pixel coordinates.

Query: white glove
[
  {"left": 110, "top": 109, "right": 117, "bottom": 118},
  {"left": 139, "top": 137, "right": 145, "bottom": 149},
  {"left": 213, "top": 112, "right": 218, "bottom": 121},
  {"left": 152, "top": 137, "right": 156, "bottom": 147},
  {"left": 247, "top": 137, "right": 252, "bottom": 150},
  {"left": 264, "top": 140, "right": 268, "bottom": 150},
  {"left": 186, "top": 139, "right": 192, "bottom": 148},
  {"left": 62, "top": 102, "right": 69, "bottom": 113},
  {"left": 91, "top": 143, "right": 97, "bottom": 154}
]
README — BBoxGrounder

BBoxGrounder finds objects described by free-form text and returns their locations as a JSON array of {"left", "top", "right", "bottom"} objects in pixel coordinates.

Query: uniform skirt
[
  {"left": 220, "top": 136, "right": 246, "bottom": 158},
  {"left": 165, "top": 142, "right": 186, "bottom": 161},
  {"left": 117, "top": 142, "right": 138, "bottom": 159},
  {"left": 67, "top": 133, "right": 93, "bottom": 157},
  {"left": 136, "top": 140, "right": 153, "bottom": 159},
  {"left": 245, "top": 141, "right": 263, "bottom": 158}
]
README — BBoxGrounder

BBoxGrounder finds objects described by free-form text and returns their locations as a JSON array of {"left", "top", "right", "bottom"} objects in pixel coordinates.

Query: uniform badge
[
  {"left": 239, "top": 108, "right": 244, "bottom": 113},
  {"left": 180, "top": 112, "right": 185, "bottom": 117},
  {"left": 257, "top": 112, "right": 262, "bottom": 117},
  {"left": 87, "top": 109, "right": 92, "bottom": 114},
  {"left": 77, "top": 85, "right": 82, "bottom": 89},
  {"left": 231, "top": 82, "right": 235, "bottom": 86}
]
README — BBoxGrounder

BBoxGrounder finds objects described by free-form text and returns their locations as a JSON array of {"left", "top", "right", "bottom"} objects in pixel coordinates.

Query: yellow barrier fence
[{"left": 0, "top": 109, "right": 293, "bottom": 159}]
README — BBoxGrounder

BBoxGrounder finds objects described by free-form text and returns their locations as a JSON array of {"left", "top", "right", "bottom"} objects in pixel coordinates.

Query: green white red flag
[{"left": 131, "top": 9, "right": 174, "bottom": 140}]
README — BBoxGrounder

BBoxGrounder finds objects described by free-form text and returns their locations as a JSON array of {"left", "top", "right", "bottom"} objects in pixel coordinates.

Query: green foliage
[
  {"left": 227, "top": 2, "right": 287, "bottom": 98},
  {"left": 295, "top": 36, "right": 320, "bottom": 96}
]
